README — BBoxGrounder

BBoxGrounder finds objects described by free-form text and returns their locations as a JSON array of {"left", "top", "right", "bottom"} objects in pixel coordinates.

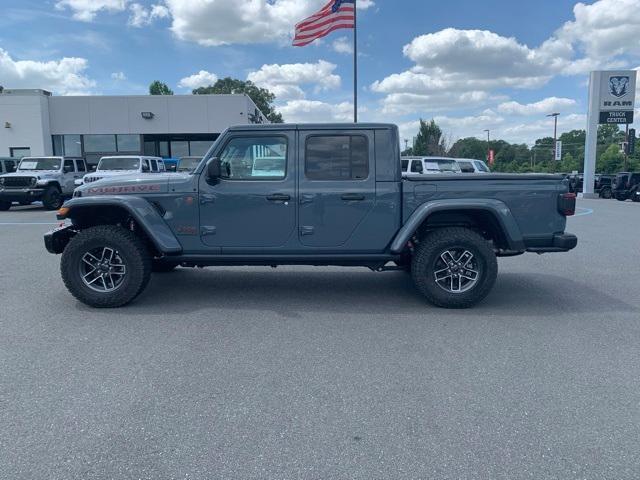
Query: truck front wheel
[
  {"left": 411, "top": 227, "right": 498, "bottom": 309},
  {"left": 42, "top": 185, "right": 63, "bottom": 210},
  {"left": 60, "top": 225, "right": 152, "bottom": 308}
]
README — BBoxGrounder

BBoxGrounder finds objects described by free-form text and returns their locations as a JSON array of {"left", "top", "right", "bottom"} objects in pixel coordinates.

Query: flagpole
[{"left": 353, "top": 0, "right": 358, "bottom": 123}]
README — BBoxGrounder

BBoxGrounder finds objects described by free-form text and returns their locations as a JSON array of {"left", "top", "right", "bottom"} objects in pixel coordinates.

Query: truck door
[
  {"left": 298, "top": 130, "right": 375, "bottom": 248},
  {"left": 198, "top": 132, "right": 296, "bottom": 250}
]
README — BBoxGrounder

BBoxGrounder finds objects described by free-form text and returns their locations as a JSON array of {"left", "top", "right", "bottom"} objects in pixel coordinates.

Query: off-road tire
[
  {"left": 411, "top": 227, "right": 498, "bottom": 309},
  {"left": 152, "top": 260, "right": 178, "bottom": 273},
  {"left": 61, "top": 225, "right": 152, "bottom": 308},
  {"left": 600, "top": 188, "right": 612, "bottom": 199},
  {"left": 632, "top": 192, "right": 640, "bottom": 203},
  {"left": 0, "top": 201, "right": 11, "bottom": 211},
  {"left": 42, "top": 185, "right": 63, "bottom": 210}
]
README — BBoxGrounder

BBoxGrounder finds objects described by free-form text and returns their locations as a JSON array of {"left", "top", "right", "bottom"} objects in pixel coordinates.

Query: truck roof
[{"left": 227, "top": 123, "right": 397, "bottom": 132}]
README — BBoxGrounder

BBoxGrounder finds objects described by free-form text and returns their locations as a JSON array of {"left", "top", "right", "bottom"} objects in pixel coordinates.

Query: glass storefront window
[
  {"left": 83, "top": 135, "right": 116, "bottom": 153},
  {"left": 52, "top": 135, "right": 64, "bottom": 155},
  {"left": 189, "top": 141, "right": 212, "bottom": 157},
  {"left": 117, "top": 135, "right": 141, "bottom": 152},
  {"left": 144, "top": 141, "right": 157, "bottom": 156},
  {"left": 171, "top": 141, "right": 189, "bottom": 158},
  {"left": 159, "top": 141, "right": 169, "bottom": 158},
  {"left": 64, "top": 135, "right": 82, "bottom": 156}
]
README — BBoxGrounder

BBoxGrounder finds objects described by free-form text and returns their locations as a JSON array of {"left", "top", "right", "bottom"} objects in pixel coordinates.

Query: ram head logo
[{"left": 609, "top": 76, "right": 630, "bottom": 98}]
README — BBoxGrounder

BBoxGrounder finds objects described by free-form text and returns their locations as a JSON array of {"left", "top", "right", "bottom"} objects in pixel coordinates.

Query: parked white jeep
[
  {"left": 78, "top": 156, "right": 165, "bottom": 186},
  {"left": 0, "top": 156, "right": 86, "bottom": 210}
]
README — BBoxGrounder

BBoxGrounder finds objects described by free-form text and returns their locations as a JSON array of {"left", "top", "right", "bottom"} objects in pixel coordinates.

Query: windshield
[
  {"left": 18, "top": 158, "right": 62, "bottom": 171},
  {"left": 97, "top": 157, "right": 140, "bottom": 171},
  {"left": 177, "top": 158, "right": 201, "bottom": 172}
]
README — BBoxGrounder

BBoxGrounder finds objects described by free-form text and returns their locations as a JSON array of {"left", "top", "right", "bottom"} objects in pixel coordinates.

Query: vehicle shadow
[{"left": 84, "top": 268, "right": 637, "bottom": 318}]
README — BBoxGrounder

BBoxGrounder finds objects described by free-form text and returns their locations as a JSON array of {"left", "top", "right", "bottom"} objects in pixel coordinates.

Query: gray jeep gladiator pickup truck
[{"left": 44, "top": 123, "right": 577, "bottom": 309}]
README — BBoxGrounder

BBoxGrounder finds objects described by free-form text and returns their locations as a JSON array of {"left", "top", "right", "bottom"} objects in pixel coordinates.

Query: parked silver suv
[{"left": 0, "top": 156, "right": 86, "bottom": 210}]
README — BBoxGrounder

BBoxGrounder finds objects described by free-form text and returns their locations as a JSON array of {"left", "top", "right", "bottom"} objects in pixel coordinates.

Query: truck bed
[{"left": 401, "top": 174, "right": 570, "bottom": 251}]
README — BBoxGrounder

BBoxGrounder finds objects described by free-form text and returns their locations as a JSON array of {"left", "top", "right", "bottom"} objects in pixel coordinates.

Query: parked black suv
[
  {"left": 613, "top": 172, "right": 640, "bottom": 202},
  {"left": 568, "top": 173, "right": 615, "bottom": 198}
]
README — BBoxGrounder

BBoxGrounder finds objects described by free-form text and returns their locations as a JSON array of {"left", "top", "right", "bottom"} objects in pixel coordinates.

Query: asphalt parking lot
[{"left": 1, "top": 198, "right": 639, "bottom": 479}]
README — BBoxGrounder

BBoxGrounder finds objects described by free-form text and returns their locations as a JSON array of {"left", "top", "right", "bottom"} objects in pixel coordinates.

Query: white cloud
[
  {"left": 164, "top": 0, "right": 373, "bottom": 47},
  {"left": 177, "top": 70, "right": 218, "bottom": 90},
  {"left": 357, "top": 0, "right": 375, "bottom": 9},
  {"left": 248, "top": 60, "right": 341, "bottom": 101},
  {"left": 111, "top": 71, "right": 127, "bottom": 81},
  {"left": 128, "top": 3, "right": 170, "bottom": 27},
  {"left": 379, "top": 90, "right": 505, "bottom": 116},
  {"left": 556, "top": 0, "right": 640, "bottom": 62},
  {"left": 497, "top": 97, "right": 578, "bottom": 116},
  {"left": 0, "top": 48, "right": 96, "bottom": 95},
  {"left": 55, "top": 0, "right": 128, "bottom": 22},
  {"left": 332, "top": 36, "right": 353, "bottom": 55},
  {"left": 371, "top": 0, "right": 640, "bottom": 119},
  {"left": 501, "top": 113, "right": 587, "bottom": 143},
  {"left": 279, "top": 100, "right": 355, "bottom": 123}
]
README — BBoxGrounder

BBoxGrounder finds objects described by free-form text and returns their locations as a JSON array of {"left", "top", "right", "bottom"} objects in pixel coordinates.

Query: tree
[
  {"left": 149, "top": 81, "right": 173, "bottom": 96},
  {"left": 598, "top": 144, "right": 624, "bottom": 174},
  {"left": 448, "top": 137, "right": 487, "bottom": 160},
  {"left": 193, "top": 78, "right": 283, "bottom": 123},
  {"left": 412, "top": 119, "right": 446, "bottom": 156}
]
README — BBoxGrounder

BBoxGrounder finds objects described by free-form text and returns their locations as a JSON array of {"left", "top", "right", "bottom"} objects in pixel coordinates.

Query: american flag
[{"left": 293, "top": 0, "right": 355, "bottom": 47}]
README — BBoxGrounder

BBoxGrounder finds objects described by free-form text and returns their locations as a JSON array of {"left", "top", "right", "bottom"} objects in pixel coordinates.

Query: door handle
[
  {"left": 266, "top": 194, "right": 291, "bottom": 202},
  {"left": 341, "top": 193, "right": 365, "bottom": 201}
]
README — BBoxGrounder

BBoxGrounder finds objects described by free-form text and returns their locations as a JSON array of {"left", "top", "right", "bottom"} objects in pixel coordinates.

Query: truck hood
[
  {"left": 1, "top": 170, "right": 59, "bottom": 179},
  {"left": 75, "top": 172, "right": 194, "bottom": 196},
  {"left": 82, "top": 170, "right": 139, "bottom": 183}
]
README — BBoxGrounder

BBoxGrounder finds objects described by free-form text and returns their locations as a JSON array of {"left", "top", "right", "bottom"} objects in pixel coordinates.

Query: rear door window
[
  {"left": 75, "top": 160, "right": 86, "bottom": 172},
  {"left": 305, "top": 135, "right": 368, "bottom": 180},
  {"left": 150, "top": 159, "right": 158, "bottom": 172},
  {"left": 410, "top": 160, "right": 423, "bottom": 173}
]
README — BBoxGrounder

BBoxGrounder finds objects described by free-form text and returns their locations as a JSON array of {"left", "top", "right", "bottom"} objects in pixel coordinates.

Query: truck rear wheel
[
  {"left": 42, "top": 185, "right": 63, "bottom": 210},
  {"left": 60, "top": 225, "right": 151, "bottom": 308},
  {"left": 411, "top": 227, "right": 498, "bottom": 309}
]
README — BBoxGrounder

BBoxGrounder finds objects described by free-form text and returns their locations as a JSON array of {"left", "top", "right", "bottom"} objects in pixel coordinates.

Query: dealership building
[{"left": 0, "top": 89, "right": 267, "bottom": 166}]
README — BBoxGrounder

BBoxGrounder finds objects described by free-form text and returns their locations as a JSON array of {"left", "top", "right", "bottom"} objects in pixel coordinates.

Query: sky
[{"left": 0, "top": 0, "right": 639, "bottom": 146}]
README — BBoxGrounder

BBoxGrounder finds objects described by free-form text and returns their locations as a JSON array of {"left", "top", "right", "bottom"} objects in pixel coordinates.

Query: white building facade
[{"left": 0, "top": 89, "right": 267, "bottom": 166}]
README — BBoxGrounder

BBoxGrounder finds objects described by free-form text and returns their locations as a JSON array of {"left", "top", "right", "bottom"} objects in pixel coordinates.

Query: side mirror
[{"left": 207, "top": 157, "right": 221, "bottom": 180}]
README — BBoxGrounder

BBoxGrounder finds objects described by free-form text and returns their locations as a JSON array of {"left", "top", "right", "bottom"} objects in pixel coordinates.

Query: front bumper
[
  {"left": 44, "top": 225, "right": 76, "bottom": 254},
  {"left": 0, "top": 188, "right": 45, "bottom": 202},
  {"left": 526, "top": 233, "right": 578, "bottom": 253}
]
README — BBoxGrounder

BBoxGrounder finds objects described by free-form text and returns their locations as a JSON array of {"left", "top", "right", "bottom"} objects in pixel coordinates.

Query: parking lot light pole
[
  {"left": 547, "top": 113, "right": 560, "bottom": 161},
  {"left": 484, "top": 129, "right": 490, "bottom": 162}
]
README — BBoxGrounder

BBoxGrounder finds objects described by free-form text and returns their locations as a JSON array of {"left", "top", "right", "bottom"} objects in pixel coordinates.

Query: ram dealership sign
[
  {"left": 598, "top": 71, "right": 636, "bottom": 124},
  {"left": 583, "top": 70, "right": 637, "bottom": 197}
]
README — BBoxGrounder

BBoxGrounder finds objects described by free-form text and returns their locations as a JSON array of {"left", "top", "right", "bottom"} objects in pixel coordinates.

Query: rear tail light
[{"left": 558, "top": 192, "right": 576, "bottom": 216}]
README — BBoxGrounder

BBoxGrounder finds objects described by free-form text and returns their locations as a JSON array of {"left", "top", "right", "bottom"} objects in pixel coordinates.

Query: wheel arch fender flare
[
  {"left": 390, "top": 198, "right": 525, "bottom": 254},
  {"left": 61, "top": 196, "right": 182, "bottom": 254}
]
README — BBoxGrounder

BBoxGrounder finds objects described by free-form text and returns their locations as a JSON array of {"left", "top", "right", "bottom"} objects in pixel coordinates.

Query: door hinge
[{"left": 201, "top": 226, "right": 217, "bottom": 237}]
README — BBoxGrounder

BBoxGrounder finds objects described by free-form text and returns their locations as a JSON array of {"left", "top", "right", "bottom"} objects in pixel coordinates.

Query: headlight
[
  {"left": 0, "top": 178, "right": 4, "bottom": 185},
  {"left": 31, "top": 177, "right": 37, "bottom": 186}
]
